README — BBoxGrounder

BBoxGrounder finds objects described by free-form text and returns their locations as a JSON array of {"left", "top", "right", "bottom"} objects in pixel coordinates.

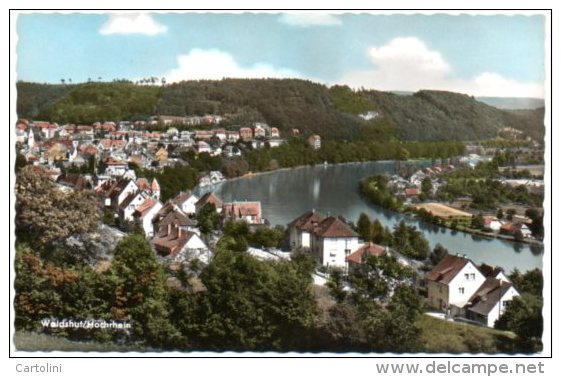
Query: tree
[
  {"left": 15, "top": 152, "right": 27, "bottom": 172},
  {"left": 192, "top": 249, "right": 317, "bottom": 351},
  {"left": 15, "top": 166, "right": 100, "bottom": 248},
  {"left": 430, "top": 243, "right": 449, "bottom": 265},
  {"left": 108, "top": 234, "right": 183, "bottom": 348},
  {"left": 495, "top": 295, "right": 543, "bottom": 353},
  {"left": 421, "top": 177, "right": 433, "bottom": 197},
  {"left": 196, "top": 203, "right": 220, "bottom": 235},
  {"left": 326, "top": 268, "right": 347, "bottom": 303},
  {"left": 356, "top": 213, "right": 372, "bottom": 242},
  {"left": 471, "top": 213, "right": 485, "bottom": 230},
  {"left": 506, "top": 208, "right": 517, "bottom": 221},
  {"left": 497, "top": 208, "right": 504, "bottom": 220},
  {"left": 508, "top": 268, "right": 543, "bottom": 297}
]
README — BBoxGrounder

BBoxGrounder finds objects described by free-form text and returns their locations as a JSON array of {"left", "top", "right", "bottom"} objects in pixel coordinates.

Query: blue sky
[{"left": 16, "top": 12, "right": 545, "bottom": 97}]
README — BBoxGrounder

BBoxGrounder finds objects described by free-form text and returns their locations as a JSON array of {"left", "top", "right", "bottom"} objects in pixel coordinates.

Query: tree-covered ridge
[
  {"left": 36, "top": 82, "right": 162, "bottom": 124},
  {"left": 16, "top": 79, "right": 544, "bottom": 142}
]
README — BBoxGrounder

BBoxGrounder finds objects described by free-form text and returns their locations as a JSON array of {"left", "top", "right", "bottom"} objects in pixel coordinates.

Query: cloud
[
  {"left": 339, "top": 37, "right": 544, "bottom": 98},
  {"left": 278, "top": 13, "right": 342, "bottom": 27},
  {"left": 100, "top": 14, "right": 167, "bottom": 36},
  {"left": 163, "top": 49, "right": 302, "bottom": 82}
]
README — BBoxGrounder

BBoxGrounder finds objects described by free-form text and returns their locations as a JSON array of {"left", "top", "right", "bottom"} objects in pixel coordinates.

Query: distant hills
[{"left": 16, "top": 79, "right": 544, "bottom": 142}]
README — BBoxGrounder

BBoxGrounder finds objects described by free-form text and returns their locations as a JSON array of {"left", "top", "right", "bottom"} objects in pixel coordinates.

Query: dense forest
[{"left": 16, "top": 79, "right": 544, "bottom": 142}]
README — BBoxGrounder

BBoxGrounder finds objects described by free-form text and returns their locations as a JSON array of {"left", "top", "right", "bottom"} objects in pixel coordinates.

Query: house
[
  {"left": 101, "top": 157, "right": 128, "bottom": 177},
  {"left": 107, "top": 179, "right": 138, "bottom": 209},
  {"left": 466, "top": 277, "right": 519, "bottom": 327},
  {"left": 226, "top": 131, "right": 240, "bottom": 142},
  {"left": 156, "top": 206, "right": 198, "bottom": 234},
  {"left": 253, "top": 125, "right": 266, "bottom": 138},
  {"left": 195, "top": 141, "right": 212, "bottom": 154},
  {"left": 155, "top": 147, "right": 169, "bottom": 163},
  {"left": 172, "top": 192, "right": 199, "bottom": 215},
  {"left": 308, "top": 135, "right": 321, "bottom": 150},
  {"left": 404, "top": 187, "right": 420, "bottom": 198},
  {"left": 270, "top": 127, "right": 280, "bottom": 138},
  {"left": 239, "top": 127, "right": 253, "bottom": 141},
  {"left": 57, "top": 174, "right": 92, "bottom": 191},
  {"left": 311, "top": 216, "right": 359, "bottom": 269},
  {"left": 195, "top": 192, "right": 223, "bottom": 214},
  {"left": 346, "top": 242, "right": 387, "bottom": 274},
  {"left": 222, "top": 201, "right": 263, "bottom": 224},
  {"left": 119, "top": 191, "right": 149, "bottom": 223},
  {"left": 500, "top": 222, "right": 518, "bottom": 236},
  {"left": 426, "top": 254, "right": 486, "bottom": 315},
  {"left": 153, "top": 224, "right": 208, "bottom": 262},
  {"left": 483, "top": 217, "right": 502, "bottom": 232},
  {"left": 214, "top": 129, "right": 227, "bottom": 141},
  {"left": 133, "top": 198, "right": 163, "bottom": 237},
  {"left": 520, "top": 223, "right": 533, "bottom": 238},
  {"left": 194, "top": 130, "right": 214, "bottom": 140},
  {"left": 288, "top": 210, "right": 325, "bottom": 249}
]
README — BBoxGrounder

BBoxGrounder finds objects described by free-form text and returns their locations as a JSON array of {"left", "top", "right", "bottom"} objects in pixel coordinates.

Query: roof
[
  {"left": 134, "top": 198, "right": 158, "bottom": 218},
  {"left": 57, "top": 174, "right": 90, "bottom": 190},
  {"left": 151, "top": 178, "right": 160, "bottom": 192},
  {"left": 136, "top": 178, "right": 150, "bottom": 191},
  {"left": 196, "top": 192, "right": 223, "bottom": 209},
  {"left": 405, "top": 187, "right": 420, "bottom": 196},
  {"left": 426, "top": 254, "right": 471, "bottom": 284},
  {"left": 153, "top": 227, "right": 196, "bottom": 256},
  {"left": 222, "top": 202, "right": 261, "bottom": 218},
  {"left": 172, "top": 191, "right": 195, "bottom": 206},
  {"left": 500, "top": 223, "right": 518, "bottom": 233},
  {"left": 288, "top": 210, "right": 325, "bottom": 231},
  {"left": 108, "top": 179, "right": 135, "bottom": 199},
  {"left": 346, "top": 243, "right": 386, "bottom": 264},
  {"left": 467, "top": 277, "right": 514, "bottom": 316},
  {"left": 313, "top": 216, "right": 358, "bottom": 238},
  {"left": 119, "top": 192, "right": 145, "bottom": 210},
  {"left": 157, "top": 209, "right": 196, "bottom": 235}
]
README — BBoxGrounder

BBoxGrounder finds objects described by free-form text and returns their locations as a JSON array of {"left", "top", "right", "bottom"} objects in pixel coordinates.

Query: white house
[
  {"left": 426, "top": 254, "right": 486, "bottom": 314},
  {"left": 133, "top": 198, "right": 163, "bottom": 238},
  {"left": 288, "top": 210, "right": 324, "bottom": 249},
  {"left": 483, "top": 217, "right": 503, "bottom": 232},
  {"left": 311, "top": 216, "right": 359, "bottom": 269},
  {"left": 153, "top": 225, "right": 209, "bottom": 263},
  {"left": 108, "top": 179, "right": 139, "bottom": 209},
  {"left": 466, "top": 278, "right": 520, "bottom": 327},
  {"left": 119, "top": 191, "right": 149, "bottom": 223},
  {"left": 172, "top": 192, "right": 199, "bottom": 215}
]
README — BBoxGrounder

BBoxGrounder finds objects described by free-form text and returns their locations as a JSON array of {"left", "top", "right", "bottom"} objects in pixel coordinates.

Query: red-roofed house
[
  {"left": 153, "top": 224, "right": 207, "bottom": 259},
  {"left": 195, "top": 192, "right": 223, "bottom": 214},
  {"left": 133, "top": 198, "right": 163, "bottom": 237},
  {"left": 426, "top": 254, "right": 486, "bottom": 314},
  {"left": 346, "top": 242, "right": 387, "bottom": 274},
  {"left": 222, "top": 201, "right": 262, "bottom": 224},
  {"left": 312, "top": 216, "right": 359, "bottom": 268},
  {"left": 239, "top": 127, "right": 253, "bottom": 141}
]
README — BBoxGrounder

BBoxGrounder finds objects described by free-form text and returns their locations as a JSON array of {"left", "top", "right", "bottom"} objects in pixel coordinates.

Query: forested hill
[{"left": 16, "top": 79, "right": 544, "bottom": 142}]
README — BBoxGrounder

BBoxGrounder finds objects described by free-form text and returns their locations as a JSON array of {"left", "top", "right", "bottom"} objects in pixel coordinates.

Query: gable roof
[
  {"left": 196, "top": 192, "right": 223, "bottom": 209},
  {"left": 222, "top": 201, "right": 261, "bottom": 219},
  {"left": 172, "top": 191, "right": 196, "bottom": 206},
  {"left": 346, "top": 242, "right": 386, "bottom": 264},
  {"left": 313, "top": 216, "right": 358, "bottom": 238},
  {"left": 153, "top": 227, "right": 197, "bottom": 256},
  {"left": 426, "top": 254, "right": 471, "bottom": 284},
  {"left": 133, "top": 198, "right": 158, "bottom": 218},
  {"left": 289, "top": 210, "right": 325, "bottom": 232},
  {"left": 467, "top": 278, "right": 514, "bottom": 316}
]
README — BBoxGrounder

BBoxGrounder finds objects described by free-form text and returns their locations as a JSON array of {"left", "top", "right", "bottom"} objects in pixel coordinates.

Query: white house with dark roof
[
  {"left": 172, "top": 191, "right": 199, "bottom": 215},
  {"left": 311, "top": 216, "right": 359, "bottom": 269},
  {"left": 426, "top": 254, "right": 486, "bottom": 313},
  {"left": 466, "top": 278, "right": 519, "bottom": 327},
  {"left": 426, "top": 254, "right": 520, "bottom": 327}
]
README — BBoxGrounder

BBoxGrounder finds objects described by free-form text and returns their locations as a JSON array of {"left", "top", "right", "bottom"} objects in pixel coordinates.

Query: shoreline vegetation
[{"left": 358, "top": 173, "right": 544, "bottom": 248}]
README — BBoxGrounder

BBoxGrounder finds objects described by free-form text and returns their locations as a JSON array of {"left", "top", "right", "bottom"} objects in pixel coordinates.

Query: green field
[{"left": 417, "top": 314, "right": 518, "bottom": 354}]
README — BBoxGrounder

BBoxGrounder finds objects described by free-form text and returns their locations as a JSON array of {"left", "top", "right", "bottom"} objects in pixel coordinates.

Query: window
[
  {"left": 465, "top": 273, "right": 476, "bottom": 281},
  {"left": 459, "top": 287, "right": 465, "bottom": 294},
  {"left": 345, "top": 249, "right": 351, "bottom": 255}
]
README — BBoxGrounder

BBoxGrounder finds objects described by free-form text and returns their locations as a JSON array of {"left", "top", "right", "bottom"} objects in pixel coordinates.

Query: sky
[{"left": 15, "top": 12, "right": 546, "bottom": 98}]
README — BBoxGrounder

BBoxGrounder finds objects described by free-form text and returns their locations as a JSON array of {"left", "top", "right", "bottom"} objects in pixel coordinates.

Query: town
[{"left": 14, "top": 111, "right": 544, "bottom": 354}]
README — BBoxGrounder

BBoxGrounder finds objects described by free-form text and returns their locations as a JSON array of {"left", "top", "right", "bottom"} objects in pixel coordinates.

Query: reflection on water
[{"left": 210, "top": 161, "right": 543, "bottom": 272}]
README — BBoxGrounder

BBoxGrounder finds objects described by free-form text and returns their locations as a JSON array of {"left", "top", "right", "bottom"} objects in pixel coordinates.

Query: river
[{"left": 199, "top": 161, "right": 543, "bottom": 272}]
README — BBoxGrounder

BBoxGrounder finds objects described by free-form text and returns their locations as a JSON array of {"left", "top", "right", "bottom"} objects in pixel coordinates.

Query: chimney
[
  {"left": 167, "top": 223, "right": 171, "bottom": 236},
  {"left": 178, "top": 227, "right": 182, "bottom": 238}
]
